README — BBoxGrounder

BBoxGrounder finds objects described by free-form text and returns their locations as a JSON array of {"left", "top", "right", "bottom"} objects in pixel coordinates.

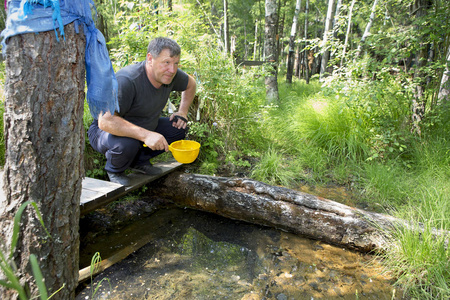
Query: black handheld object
[{"left": 173, "top": 115, "right": 188, "bottom": 123}]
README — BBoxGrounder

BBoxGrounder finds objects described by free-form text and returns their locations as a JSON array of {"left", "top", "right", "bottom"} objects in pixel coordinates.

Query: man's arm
[
  {"left": 170, "top": 74, "right": 197, "bottom": 129},
  {"left": 98, "top": 111, "right": 169, "bottom": 151}
]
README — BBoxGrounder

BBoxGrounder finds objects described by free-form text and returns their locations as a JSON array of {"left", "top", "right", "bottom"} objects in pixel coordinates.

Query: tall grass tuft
[
  {"left": 292, "top": 96, "right": 371, "bottom": 163},
  {"left": 380, "top": 195, "right": 450, "bottom": 299},
  {"left": 250, "top": 147, "right": 297, "bottom": 187}
]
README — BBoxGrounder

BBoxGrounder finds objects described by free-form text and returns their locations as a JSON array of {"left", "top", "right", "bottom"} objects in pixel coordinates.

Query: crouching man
[{"left": 88, "top": 37, "right": 196, "bottom": 186}]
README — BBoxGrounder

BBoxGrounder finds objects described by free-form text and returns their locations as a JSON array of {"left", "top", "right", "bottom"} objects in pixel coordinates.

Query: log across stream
[{"left": 154, "top": 172, "right": 401, "bottom": 253}]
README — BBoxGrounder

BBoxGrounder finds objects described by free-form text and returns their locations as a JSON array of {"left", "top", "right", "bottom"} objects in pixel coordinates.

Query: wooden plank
[
  {"left": 80, "top": 177, "right": 125, "bottom": 205},
  {"left": 79, "top": 160, "right": 183, "bottom": 215},
  {"left": 0, "top": 160, "right": 183, "bottom": 215}
]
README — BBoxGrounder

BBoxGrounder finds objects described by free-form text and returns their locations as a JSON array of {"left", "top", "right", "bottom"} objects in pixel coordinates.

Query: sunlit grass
[
  {"left": 360, "top": 162, "right": 412, "bottom": 207},
  {"left": 254, "top": 76, "right": 450, "bottom": 299},
  {"left": 380, "top": 194, "right": 450, "bottom": 300},
  {"left": 250, "top": 147, "right": 297, "bottom": 187}
]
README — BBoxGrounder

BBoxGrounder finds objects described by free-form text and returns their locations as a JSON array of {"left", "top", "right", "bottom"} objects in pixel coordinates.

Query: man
[{"left": 88, "top": 37, "right": 196, "bottom": 186}]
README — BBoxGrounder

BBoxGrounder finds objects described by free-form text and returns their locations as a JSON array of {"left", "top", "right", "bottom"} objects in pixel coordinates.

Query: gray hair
[{"left": 147, "top": 37, "right": 181, "bottom": 57}]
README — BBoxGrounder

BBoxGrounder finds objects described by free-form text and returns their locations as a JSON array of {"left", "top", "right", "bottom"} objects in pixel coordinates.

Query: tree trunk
[
  {"left": 319, "top": 0, "right": 335, "bottom": 80},
  {"left": 286, "top": 0, "right": 302, "bottom": 84},
  {"left": 411, "top": 0, "right": 433, "bottom": 135},
  {"left": 275, "top": 0, "right": 287, "bottom": 67},
  {"left": 97, "top": 0, "right": 109, "bottom": 46},
  {"left": 329, "top": 0, "right": 341, "bottom": 65},
  {"left": 264, "top": 0, "right": 279, "bottom": 104},
  {"left": 332, "top": 0, "right": 342, "bottom": 36},
  {"left": 223, "top": 0, "right": 229, "bottom": 54},
  {"left": 355, "top": 0, "right": 379, "bottom": 58},
  {"left": 438, "top": 45, "right": 450, "bottom": 104},
  {"left": 155, "top": 173, "right": 400, "bottom": 253},
  {"left": 253, "top": 20, "right": 258, "bottom": 60},
  {"left": 341, "top": 0, "right": 356, "bottom": 67},
  {"left": 303, "top": 0, "right": 310, "bottom": 84},
  {"left": 1, "top": 23, "right": 84, "bottom": 299}
]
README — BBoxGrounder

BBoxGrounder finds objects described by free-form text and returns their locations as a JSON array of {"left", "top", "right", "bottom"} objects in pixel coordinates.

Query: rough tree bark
[
  {"left": 411, "top": 0, "right": 433, "bottom": 135},
  {"left": 264, "top": 0, "right": 279, "bottom": 103},
  {"left": 0, "top": 23, "right": 84, "bottom": 299},
  {"left": 155, "top": 173, "right": 400, "bottom": 253}
]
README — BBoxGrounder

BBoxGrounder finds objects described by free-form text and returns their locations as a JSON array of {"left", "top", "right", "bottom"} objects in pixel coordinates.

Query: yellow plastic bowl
[{"left": 169, "top": 140, "right": 201, "bottom": 164}]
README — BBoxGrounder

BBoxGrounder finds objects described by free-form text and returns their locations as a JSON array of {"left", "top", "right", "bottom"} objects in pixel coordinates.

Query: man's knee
[{"left": 105, "top": 137, "right": 141, "bottom": 169}]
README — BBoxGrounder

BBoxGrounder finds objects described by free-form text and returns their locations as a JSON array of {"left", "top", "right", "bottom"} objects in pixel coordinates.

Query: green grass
[
  {"left": 250, "top": 75, "right": 450, "bottom": 299},
  {"left": 250, "top": 147, "right": 297, "bottom": 187},
  {"left": 380, "top": 202, "right": 450, "bottom": 299}
]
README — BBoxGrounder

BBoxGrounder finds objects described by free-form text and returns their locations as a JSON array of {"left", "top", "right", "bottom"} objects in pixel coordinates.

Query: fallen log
[{"left": 153, "top": 173, "right": 401, "bottom": 253}]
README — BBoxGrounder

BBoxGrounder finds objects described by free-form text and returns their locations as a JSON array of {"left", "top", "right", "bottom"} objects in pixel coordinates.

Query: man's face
[{"left": 147, "top": 48, "right": 180, "bottom": 87}]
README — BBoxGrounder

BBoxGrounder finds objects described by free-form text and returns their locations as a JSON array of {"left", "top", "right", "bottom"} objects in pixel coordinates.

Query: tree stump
[{"left": 1, "top": 23, "right": 84, "bottom": 299}]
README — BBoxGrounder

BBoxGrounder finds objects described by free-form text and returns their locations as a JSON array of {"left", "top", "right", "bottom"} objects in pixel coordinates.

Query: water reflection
[{"left": 77, "top": 208, "right": 401, "bottom": 300}]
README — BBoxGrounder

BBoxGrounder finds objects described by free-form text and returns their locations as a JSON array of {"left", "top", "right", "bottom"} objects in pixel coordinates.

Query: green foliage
[
  {"left": 323, "top": 68, "right": 416, "bottom": 163},
  {"left": 90, "top": 252, "right": 111, "bottom": 299},
  {"left": 0, "top": 201, "right": 56, "bottom": 300},
  {"left": 187, "top": 122, "right": 222, "bottom": 174},
  {"left": 108, "top": 1, "right": 209, "bottom": 69}
]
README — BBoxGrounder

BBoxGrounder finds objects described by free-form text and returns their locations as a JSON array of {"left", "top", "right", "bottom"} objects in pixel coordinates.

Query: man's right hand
[
  {"left": 144, "top": 131, "right": 169, "bottom": 152},
  {"left": 98, "top": 111, "right": 168, "bottom": 152}
]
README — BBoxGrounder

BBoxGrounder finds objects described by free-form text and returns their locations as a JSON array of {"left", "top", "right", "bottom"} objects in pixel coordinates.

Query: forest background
[{"left": 0, "top": 0, "right": 449, "bottom": 299}]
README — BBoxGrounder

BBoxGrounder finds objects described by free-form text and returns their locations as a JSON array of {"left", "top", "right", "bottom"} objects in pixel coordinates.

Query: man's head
[
  {"left": 145, "top": 37, "right": 181, "bottom": 88},
  {"left": 147, "top": 37, "right": 181, "bottom": 58}
]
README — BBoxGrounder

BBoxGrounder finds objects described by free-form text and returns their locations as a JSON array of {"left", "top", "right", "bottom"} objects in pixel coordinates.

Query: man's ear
[{"left": 146, "top": 53, "right": 153, "bottom": 65}]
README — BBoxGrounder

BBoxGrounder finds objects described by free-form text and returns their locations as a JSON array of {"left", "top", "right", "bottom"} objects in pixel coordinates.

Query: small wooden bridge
[{"left": 0, "top": 160, "right": 183, "bottom": 215}]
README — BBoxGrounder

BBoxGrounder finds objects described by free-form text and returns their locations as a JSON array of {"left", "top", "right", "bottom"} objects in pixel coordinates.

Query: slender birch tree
[
  {"left": 355, "top": 0, "right": 379, "bottom": 58},
  {"left": 223, "top": 0, "right": 230, "bottom": 54},
  {"left": 341, "top": 0, "right": 356, "bottom": 67},
  {"left": 319, "top": 0, "right": 335, "bottom": 80},
  {"left": 264, "top": 0, "right": 279, "bottom": 103},
  {"left": 303, "top": 0, "right": 310, "bottom": 84},
  {"left": 438, "top": 46, "right": 450, "bottom": 104},
  {"left": 286, "top": 0, "right": 302, "bottom": 83}
]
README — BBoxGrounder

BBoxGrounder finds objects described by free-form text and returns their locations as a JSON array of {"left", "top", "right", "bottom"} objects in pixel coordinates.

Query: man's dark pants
[{"left": 88, "top": 117, "right": 186, "bottom": 173}]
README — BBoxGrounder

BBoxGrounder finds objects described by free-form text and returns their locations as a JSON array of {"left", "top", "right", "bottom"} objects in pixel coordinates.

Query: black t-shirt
[{"left": 116, "top": 61, "right": 189, "bottom": 131}]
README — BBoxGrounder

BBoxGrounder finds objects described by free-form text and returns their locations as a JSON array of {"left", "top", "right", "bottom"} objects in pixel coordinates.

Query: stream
[{"left": 76, "top": 197, "right": 402, "bottom": 300}]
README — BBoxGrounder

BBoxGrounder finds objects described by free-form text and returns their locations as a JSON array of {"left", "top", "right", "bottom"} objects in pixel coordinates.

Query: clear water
[{"left": 77, "top": 207, "right": 402, "bottom": 300}]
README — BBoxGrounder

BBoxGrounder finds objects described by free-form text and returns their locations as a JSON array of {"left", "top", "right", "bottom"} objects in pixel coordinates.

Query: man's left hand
[{"left": 170, "top": 113, "right": 188, "bottom": 129}]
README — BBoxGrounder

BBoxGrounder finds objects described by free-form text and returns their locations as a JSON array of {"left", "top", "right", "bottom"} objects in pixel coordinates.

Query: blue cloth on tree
[{"left": 1, "top": 0, "right": 119, "bottom": 118}]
